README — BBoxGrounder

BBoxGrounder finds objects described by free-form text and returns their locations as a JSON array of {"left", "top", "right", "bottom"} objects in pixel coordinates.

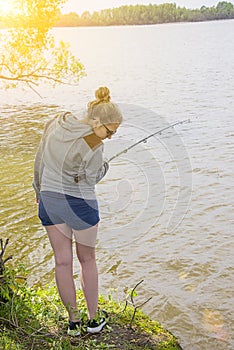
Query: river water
[{"left": 1, "top": 20, "right": 234, "bottom": 350}]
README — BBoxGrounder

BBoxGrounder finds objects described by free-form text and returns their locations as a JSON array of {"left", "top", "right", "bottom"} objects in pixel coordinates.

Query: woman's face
[{"left": 93, "top": 122, "right": 120, "bottom": 140}]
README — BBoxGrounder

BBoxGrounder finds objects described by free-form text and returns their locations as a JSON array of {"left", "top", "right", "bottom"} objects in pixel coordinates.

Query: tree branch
[
  {"left": 0, "top": 73, "right": 78, "bottom": 86},
  {"left": 122, "top": 280, "right": 153, "bottom": 329},
  {"left": 0, "top": 63, "right": 15, "bottom": 75},
  {"left": 0, "top": 238, "right": 12, "bottom": 275},
  {"left": 26, "top": 82, "right": 43, "bottom": 98},
  {"left": 0, "top": 238, "right": 9, "bottom": 258}
]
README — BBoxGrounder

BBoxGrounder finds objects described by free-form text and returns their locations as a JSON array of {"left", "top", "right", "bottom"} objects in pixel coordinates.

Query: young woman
[{"left": 33, "top": 87, "right": 123, "bottom": 336}]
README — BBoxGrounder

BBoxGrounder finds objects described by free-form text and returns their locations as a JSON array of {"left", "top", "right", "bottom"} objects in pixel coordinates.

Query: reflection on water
[
  {"left": 1, "top": 20, "right": 234, "bottom": 350},
  {"left": 0, "top": 105, "right": 60, "bottom": 277},
  {"left": 202, "top": 309, "right": 229, "bottom": 342}
]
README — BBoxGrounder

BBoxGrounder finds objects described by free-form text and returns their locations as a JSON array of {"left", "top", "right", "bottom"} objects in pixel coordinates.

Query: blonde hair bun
[
  {"left": 95, "top": 86, "right": 111, "bottom": 102},
  {"left": 87, "top": 86, "right": 123, "bottom": 125}
]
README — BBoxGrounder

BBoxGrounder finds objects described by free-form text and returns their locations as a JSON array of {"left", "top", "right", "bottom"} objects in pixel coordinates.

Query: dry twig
[
  {"left": 0, "top": 238, "right": 12, "bottom": 275},
  {"left": 122, "top": 280, "right": 152, "bottom": 329}
]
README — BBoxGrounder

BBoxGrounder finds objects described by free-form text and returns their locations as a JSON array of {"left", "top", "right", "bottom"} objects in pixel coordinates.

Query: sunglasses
[{"left": 103, "top": 124, "right": 117, "bottom": 136}]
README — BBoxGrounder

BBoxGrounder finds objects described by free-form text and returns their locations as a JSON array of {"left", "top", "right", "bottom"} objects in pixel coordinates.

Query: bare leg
[
  {"left": 74, "top": 225, "right": 98, "bottom": 319},
  {"left": 46, "top": 224, "right": 80, "bottom": 322}
]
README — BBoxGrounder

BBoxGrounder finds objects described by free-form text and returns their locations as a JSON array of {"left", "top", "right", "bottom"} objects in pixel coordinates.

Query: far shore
[{"left": 0, "top": 17, "right": 233, "bottom": 30}]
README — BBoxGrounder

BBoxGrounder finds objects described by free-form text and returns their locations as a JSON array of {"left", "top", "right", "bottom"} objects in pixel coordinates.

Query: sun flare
[{"left": 0, "top": 0, "right": 17, "bottom": 16}]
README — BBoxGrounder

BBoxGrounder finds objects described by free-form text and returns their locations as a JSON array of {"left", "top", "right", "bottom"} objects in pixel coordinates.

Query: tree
[
  {"left": 0, "top": 0, "right": 85, "bottom": 94},
  {"left": 55, "top": 12, "right": 80, "bottom": 27},
  {"left": 216, "top": 1, "right": 234, "bottom": 18}
]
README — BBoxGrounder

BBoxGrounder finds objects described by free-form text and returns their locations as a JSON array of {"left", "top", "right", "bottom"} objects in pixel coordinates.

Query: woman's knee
[
  {"left": 54, "top": 255, "right": 72, "bottom": 268},
  {"left": 76, "top": 245, "right": 96, "bottom": 265}
]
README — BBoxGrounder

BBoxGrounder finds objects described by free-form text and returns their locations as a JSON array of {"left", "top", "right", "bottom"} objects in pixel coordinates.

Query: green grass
[{"left": 0, "top": 264, "right": 182, "bottom": 350}]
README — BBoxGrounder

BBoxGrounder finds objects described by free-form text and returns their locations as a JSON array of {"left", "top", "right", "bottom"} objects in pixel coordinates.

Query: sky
[{"left": 61, "top": 0, "right": 224, "bottom": 14}]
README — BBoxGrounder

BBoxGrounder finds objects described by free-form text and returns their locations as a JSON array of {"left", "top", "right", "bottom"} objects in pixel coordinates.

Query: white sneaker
[
  {"left": 67, "top": 320, "right": 81, "bottom": 336},
  {"left": 87, "top": 310, "right": 108, "bottom": 334}
]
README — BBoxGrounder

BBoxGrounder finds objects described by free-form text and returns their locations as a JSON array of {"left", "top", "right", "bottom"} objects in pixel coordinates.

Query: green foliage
[
  {"left": 55, "top": 1, "right": 234, "bottom": 27},
  {"left": 0, "top": 0, "right": 85, "bottom": 91},
  {"left": 0, "top": 262, "right": 182, "bottom": 350}
]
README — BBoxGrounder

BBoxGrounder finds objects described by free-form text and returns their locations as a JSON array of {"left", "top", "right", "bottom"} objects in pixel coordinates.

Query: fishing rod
[{"left": 108, "top": 119, "right": 190, "bottom": 162}]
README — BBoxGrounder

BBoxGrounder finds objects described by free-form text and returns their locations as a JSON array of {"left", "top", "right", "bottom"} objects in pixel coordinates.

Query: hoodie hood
[{"left": 55, "top": 112, "right": 93, "bottom": 141}]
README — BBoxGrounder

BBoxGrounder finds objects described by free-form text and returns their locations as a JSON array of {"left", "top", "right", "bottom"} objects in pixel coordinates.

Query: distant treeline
[{"left": 55, "top": 1, "right": 234, "bottom": 27}]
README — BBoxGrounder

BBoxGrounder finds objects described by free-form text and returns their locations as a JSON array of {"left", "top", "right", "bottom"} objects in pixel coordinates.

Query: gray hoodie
[{"left": 33, "top": 112, "right": 108, "bottom": 200}]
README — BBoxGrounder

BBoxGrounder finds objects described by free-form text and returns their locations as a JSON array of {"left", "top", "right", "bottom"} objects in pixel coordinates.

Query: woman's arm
[
  {"left": 32, "top": 117, "right": 57, "bottom": 200},
  {"left": 32, "top": 140, "right": 44, "bottom": 201},
  {"left": 96, "top": 161, "right": 109, "bottom": 183},
  {"left": 84, "top": 146, "right": 109, "bottom": 185}
]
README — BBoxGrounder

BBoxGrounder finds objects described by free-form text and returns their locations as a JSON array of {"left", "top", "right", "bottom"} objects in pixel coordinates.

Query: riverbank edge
[
  {"left": 1, "top": 17, "right": 234, "bottom": 30},
  {"left": 0, "top": 264, "right": 183, "bottom": 350}
]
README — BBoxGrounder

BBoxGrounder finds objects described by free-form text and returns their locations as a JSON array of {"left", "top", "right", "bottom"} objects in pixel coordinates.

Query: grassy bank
[{"left": 0, "top": 244, "right": 182, "bottom": 350}]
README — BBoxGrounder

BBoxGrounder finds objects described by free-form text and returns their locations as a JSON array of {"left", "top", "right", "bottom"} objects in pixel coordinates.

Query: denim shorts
[{"left": 38, "top": 191, "right": 100, "bottom": 230}]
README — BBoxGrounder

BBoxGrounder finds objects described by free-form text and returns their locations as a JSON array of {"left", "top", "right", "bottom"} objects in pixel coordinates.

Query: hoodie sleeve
[
  {"left": 32, "top": 139, "right": 44, "bottom": 200},
  {"left": 32, "top": 117, "right": 56, "bottom": 200},
  {"left": 84, "top": 146, "right": 109, "bottom": 185},
  {"left": 96, "top": 161, "right": 109, "bottom": 183}
]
